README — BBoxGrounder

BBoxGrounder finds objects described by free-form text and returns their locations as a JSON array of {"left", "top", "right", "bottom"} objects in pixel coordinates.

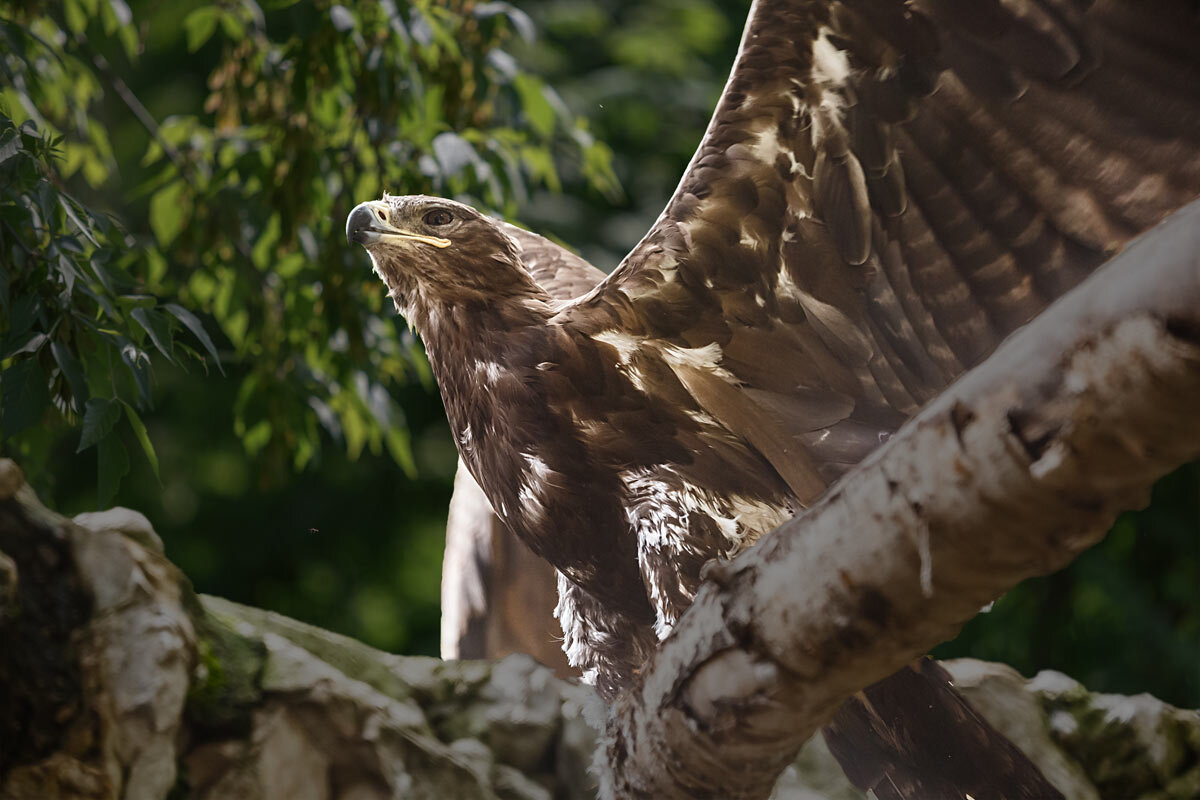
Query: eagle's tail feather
[{"left": 821, "top": 658, "right": 1062, "bottom": 800}]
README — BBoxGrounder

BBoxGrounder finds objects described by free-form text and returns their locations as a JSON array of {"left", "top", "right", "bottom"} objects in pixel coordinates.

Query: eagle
[{"left": 347, "top": 1, "right": 1200, "bottom": 797}]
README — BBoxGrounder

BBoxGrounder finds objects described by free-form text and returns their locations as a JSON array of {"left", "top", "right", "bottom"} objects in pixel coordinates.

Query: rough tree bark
[{"left": 601, "top": 201, "right": 1200, "bottom": 798}]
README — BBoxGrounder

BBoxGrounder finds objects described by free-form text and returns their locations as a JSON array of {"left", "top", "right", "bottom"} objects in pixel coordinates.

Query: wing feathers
[
  {"left": 564, "top": 0, "right": 1200, "bottom": 497},
  {"left": 896, "top": 113, "right": 1094, "bottom": 306},
  {"left": 870, "top": 224, "right": 963, "bottom": 379},
  {"left": 814, "top": 145, "right": 873, "bottom": 265},
  {"left": 826, "top": 659, "right": 1065, "bottom": 800},
  {"left": 500, "top": 222, "right": 605, "bottom": 300},
  {"left": 895, "top": 120, "right": 1051, "bottom": 334},
  {"left": 1101, "top": 1, "right": 1200, "bottom": 66},
  {"left": 669, "top": 361, "right": 828, "bottom": 504},
  {"left": 893, "top": 205, "right": 1001, "bottom": 368}
]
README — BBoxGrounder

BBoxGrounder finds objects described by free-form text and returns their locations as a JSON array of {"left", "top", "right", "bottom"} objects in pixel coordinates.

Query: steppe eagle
[{"left": 348, "top": 1, "right": 1200, "bottom": 796}]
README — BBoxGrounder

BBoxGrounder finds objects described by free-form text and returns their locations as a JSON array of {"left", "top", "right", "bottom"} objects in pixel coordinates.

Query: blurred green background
[{"left": 1, "top": 0, "right": 1196, "bottom": 707}]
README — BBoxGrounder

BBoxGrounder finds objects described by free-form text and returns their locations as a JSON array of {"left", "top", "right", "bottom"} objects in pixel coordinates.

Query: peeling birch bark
[{"left": 602, "top": 201, "right": 1200, "bottom": 800}]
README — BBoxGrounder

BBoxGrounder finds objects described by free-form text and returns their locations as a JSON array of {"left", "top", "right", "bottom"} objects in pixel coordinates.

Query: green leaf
[
  {"left": 117, "top": 338, "right": 153, "bottom": 407},
  {"left": 87, "top": 258, "right": 124, "bottom": 295},
  {"left": 7, "top": 294, "right": 37, "bottom": 341},
  {"left": 242, "top": 419, "right": 272, "bottom": 456},
  {"left": 163, "top": 303, "right": 223, "bottom": 373},
  {"left": 0, "top": 127, "right": 20, "bottom": 166},
  {"left": 1, "top": 358, "right": 50, "bottom": 438},
  {"left": 513, "top": 74, "right": 555, "bottom": 138},
  {"left": 97, "top": 433, "right": 130, "bottom": 508},
  {"left": 251, "top": 213, "right": 280, "bottom": 269},
  {"left": 118, "top": 294, "right": 157, "bottom": 309},
  {"left": 51, "top": 341, "right": 89, "bottom": 413},
  {"left": 385, "top": 427, "right": 417, "bottom": 478},
  {"left": 122, "top": 401, "right": 159, "bottom": 479},
  {"left": 223, "top": 310, "right": 249, "bottom": 350},
  {"left": 3, "top": 331, "right": 48, "bottom": 359},
  {"left": 184, "top": 8, "right": 220, "bottom": 52},
  {"left": 59, "top": 195, "right": 100, "bottom": 246},
  {"left": 131, "top": 306, "right": 175, "bottom": 363},
  {"left": 56, "top": 252, "right": 81, "bottom": 296},
  {"left": 275, "top": 253, "right": 305, "bottom": 278},
  {"left": 217, "top": 11, "right": 244, "bottom": 39},
  {"left": 64, "top": 0, "right": 88, "bottom": 33},
  {"left": 330, "top": 5, "right": 355, "bottom": 32},
  {"left": 78, "top": 396, "right": 121, "bottom": 452},
  {"left": 144, "top": 248, "right": 167, "bottom": 285},
  {"left": 117, "top": 18, "right": 138, "bottom": 59},
  {"left": 149, "top": 180, "right": 187, "bottom": 245}
]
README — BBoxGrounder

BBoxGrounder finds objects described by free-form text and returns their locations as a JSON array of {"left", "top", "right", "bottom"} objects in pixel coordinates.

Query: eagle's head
[{"left": 346, "top": 194, "right": 535, "bottom": 319}]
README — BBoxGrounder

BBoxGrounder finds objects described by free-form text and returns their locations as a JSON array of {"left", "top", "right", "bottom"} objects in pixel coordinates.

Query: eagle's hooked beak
[{"left": 346, "top": 201, "right": 452, "bottom": 248}]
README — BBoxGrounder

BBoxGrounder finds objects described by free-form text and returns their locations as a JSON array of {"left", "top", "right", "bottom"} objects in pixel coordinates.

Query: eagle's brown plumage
[
  {"left": 348, "top": 1, "right": 1200, "bottom": 796},
  {"left": 439, "top": 224, "right": 603, "bottom": 672}
]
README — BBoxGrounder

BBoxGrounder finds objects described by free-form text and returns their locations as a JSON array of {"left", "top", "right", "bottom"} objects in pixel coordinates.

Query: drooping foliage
[{"left": 1, "top": 0, "right": 616, "bottom": 502}]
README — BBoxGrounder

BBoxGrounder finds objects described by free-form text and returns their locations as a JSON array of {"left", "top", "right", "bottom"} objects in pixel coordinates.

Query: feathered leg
[{"left": 554, "top": 571, "right": 658, "bottom": 701}]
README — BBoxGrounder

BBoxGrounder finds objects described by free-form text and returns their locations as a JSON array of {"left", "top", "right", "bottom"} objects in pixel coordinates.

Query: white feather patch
[
  {"left": 660, "top": 342, "right": 724, "bottom": 372},
  {"left": 621, "top": 467, "right": 792, "bottom": 639},
  {"left": 592, "top": 329, "right": 641, "bottom": 365},
  {"left": 473, "top": 360, "right": 504, "bottom": 384},
  {"left": 812, "top": 27, "right": 851, "bottom": 89}
]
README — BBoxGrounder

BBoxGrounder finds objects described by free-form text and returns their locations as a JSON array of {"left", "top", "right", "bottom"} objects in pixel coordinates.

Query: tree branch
[{"left": 603, "top": 200, "right": 1200, "bottom": 799}]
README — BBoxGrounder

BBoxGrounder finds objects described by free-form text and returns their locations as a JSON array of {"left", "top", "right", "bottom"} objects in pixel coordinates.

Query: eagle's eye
[{"left": 423, "top": 209, "right": 454, "bottom": 227}]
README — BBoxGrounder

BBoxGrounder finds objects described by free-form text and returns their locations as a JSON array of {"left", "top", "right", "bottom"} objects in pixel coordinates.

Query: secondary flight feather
[{"left": 347, "top": 1, "right": 1200, "bottom": 797}]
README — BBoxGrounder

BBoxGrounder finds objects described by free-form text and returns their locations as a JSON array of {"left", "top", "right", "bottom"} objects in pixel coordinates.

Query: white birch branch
[{"left": 603, "top": 200, "right": 1200, "bottom": 800}]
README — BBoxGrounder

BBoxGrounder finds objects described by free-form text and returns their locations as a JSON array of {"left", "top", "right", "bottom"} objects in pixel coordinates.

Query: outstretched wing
[
  {"left": 440, "top": 224, "right": 602, "bottom": 668},
  {"left": 560, "top": 0, "right": 1200, "bottom": 500}
]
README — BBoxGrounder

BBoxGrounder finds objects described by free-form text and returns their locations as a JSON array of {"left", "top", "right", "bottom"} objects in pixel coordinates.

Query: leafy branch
[{"left": 0, "top": 0, "right": 621, "bottom": 501}]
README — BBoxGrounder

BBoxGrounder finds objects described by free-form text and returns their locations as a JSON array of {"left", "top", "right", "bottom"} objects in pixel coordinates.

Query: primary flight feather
[{"left": 348, "top": 1, "right": 1200, "bottom": 796}]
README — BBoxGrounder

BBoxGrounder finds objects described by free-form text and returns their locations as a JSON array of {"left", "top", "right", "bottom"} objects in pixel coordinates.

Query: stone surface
[
  {"left": 1030, "top": 669, "right": 1200, "bottom": 800},
  {"left": 74, "top": 507, "right": 164, "bottom": 553}
]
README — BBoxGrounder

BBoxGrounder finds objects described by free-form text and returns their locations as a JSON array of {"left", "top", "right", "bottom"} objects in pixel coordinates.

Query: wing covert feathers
[
  {"left": 563, "top": 0, "right": 1200, "bottom": 499},
  {"left": 498, "top": 222, "right": 605, "bottom": 301}
]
